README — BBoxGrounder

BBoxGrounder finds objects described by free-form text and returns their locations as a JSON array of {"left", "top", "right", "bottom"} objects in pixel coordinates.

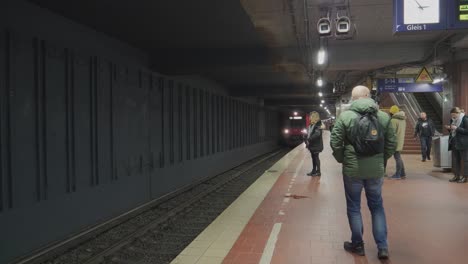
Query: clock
[{"left": 403, "top": 0, "right": 440, "bottom": 24}]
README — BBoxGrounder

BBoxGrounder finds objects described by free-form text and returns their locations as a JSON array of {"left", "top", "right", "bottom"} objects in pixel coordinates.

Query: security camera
[
  {"left": 317, "top": 18, "right": 332, "bottom": 36},
  {"left": 336, "top": 16, "right": 351, "bottom": 34}
]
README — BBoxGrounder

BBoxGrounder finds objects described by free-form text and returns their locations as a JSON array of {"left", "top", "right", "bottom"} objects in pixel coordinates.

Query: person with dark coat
[
  {"left": 330, "top": 86, "right": 396, "bottom": 260},
  {"left": 414, "top": 112, "right": 436, "bottom": 162},
  {"left": 306, "top": 111, "right": 324, "bottom": 176},
  {"left": 446, "top": 107, "right": 468, "bottom": 183}
]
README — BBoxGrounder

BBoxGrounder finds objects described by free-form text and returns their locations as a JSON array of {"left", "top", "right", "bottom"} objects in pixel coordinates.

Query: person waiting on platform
[
  {"left": 305, "top": 111, "right": 324, "bottom": 177},
  {"left": 330, "top": 86, "right": 396, "bottom": 260},
  {"left": 388, "top": 105, "right": 407, "bottom": 180},
  {"left": 414, "top": 112, "right": 435, "bottom": 162},
  {"left": 446, "top": 107, "right": 468, "bottom": 183}
]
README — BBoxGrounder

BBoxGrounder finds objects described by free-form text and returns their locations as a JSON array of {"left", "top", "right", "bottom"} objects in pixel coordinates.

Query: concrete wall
[{"left": 0, "top": 1, "right": 280, "bottom": 263}]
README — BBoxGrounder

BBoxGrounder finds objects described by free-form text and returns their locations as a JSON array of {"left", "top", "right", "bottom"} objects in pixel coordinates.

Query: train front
[{"left": 281, "top": 111, "right": 308, "bottom": 147}]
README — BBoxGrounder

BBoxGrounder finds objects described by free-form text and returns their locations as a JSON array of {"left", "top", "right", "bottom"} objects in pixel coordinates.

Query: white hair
[{"left": 351, "top": 85, "right": 371, "bottom": 100}]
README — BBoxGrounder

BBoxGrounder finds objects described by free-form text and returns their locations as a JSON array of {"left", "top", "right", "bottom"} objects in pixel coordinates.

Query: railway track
[{"left": 26, "top": 149, "right": 287, "bottom": 264}]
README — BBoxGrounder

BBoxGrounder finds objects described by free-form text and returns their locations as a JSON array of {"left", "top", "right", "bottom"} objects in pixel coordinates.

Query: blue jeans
[
  {"left": 343, "top": 175, "right": 388, "bottom": 249},
  {"left": 394, "top": 151, "right": 406, "bottom": 177},
  {"left": 420, "top": 136, "right": 432, "bottom": 160}
]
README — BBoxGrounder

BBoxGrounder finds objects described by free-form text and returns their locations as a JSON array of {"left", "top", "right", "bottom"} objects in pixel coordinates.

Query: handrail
[
  {"left": 389, "top": 92, "right": 442, "bottom": 136},
  {"left": 432, "top": 92, "right": 443, "bottom": 107},
  {"left": 389, "top": 93, "right": 418, "bottom": 128}
]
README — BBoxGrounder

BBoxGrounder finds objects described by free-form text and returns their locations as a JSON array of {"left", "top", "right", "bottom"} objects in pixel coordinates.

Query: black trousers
[
  {"left": 310, "top": 151, "right": 321, "bottom": 172},
  {"left": 452, "top": 150, "right": 468, "bottom": 177}
]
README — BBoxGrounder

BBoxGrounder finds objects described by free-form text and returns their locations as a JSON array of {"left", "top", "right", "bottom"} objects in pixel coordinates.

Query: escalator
[{"left": 412, "top": 93, "right": 443, "bottom": 132}]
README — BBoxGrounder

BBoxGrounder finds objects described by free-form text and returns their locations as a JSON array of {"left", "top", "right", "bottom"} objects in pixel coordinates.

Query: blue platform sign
[
  {"left": 378, "top": 78, "right": 443, "bottom": 93},
  {"left": 394, "top": 0, "right": 447, "bottom": 33},
  {"left": 394, "top": 0, "right": 468, "bottom": 33}
]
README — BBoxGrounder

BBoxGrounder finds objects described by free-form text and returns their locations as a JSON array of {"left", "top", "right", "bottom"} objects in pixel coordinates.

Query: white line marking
[
  {"left": 283, "top": 198, "right": 290, "bottom": 203},
  {"left": 278, "top": 210, "right": 285, "bottom": 215},
  {"left": 285, "top": 193, "right": 291, "bottom": 196},
  {"left": 259, "top": 223, "right": 283, "bottom": 264}
]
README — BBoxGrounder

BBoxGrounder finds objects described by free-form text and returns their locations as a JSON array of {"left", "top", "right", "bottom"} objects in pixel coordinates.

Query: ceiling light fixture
[
  {"left": 321, "top": 100, "right": 325, "bottom": 103},
  {"left": 317, "top": 49, "right": 326, "bottom": 65},
  {"left": 318, "top": 92, "right": 323, "bottom": 97},
  {"left": 317, "top": 77, "right": 323, "bottom": 87},
  {"left": 320, "top": 104, "right": 323, "bottom": 107}
]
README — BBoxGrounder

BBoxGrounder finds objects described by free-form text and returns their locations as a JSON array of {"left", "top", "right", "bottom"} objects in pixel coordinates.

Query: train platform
[{"left": 171, "top": 131, "right": 468, "bottom": 264}]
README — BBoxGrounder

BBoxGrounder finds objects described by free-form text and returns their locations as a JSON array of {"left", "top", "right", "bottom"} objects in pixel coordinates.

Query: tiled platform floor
[{"left": 172, "top": 132, "right": 468, "bottom": 264}]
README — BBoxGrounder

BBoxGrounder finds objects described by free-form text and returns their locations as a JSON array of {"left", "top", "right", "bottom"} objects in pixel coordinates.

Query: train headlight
[
  {"left": 284, "top": 129, "right": 289, "bottom": 134},
  {"left": 301, "top": 129, "right": 307, "bottom": 134}
]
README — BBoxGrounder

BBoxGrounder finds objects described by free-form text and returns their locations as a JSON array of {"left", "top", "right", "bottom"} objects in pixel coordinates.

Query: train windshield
[
  {"left": 289, "top": 116, "right": 305, "bottom": 128},
  {"left": 290, "top": 120, "right": 304, "bottom": 128}
]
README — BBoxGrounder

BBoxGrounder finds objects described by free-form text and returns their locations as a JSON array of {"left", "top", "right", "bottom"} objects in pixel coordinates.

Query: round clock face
[{"left": 404, "top": 0, "right": 440, "bottom": 24}]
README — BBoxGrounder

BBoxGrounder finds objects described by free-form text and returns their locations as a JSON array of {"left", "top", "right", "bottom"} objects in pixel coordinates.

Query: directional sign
[{"left": 378, "top": 78, "right": 443, "bottom": 93}]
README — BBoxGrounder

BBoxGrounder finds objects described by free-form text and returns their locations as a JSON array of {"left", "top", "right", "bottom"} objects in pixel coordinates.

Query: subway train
[{"left": 280, "top": 111, "right": 309, "bottom": 147}]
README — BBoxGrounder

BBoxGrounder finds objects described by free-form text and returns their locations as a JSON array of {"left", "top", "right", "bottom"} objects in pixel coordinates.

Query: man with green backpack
[{"left": 330, "top": 86, "right": 397, "bottom": 260}]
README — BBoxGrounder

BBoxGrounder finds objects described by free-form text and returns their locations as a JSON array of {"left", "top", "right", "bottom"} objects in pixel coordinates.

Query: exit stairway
[
  {"left": 402, "top": 118, "right": 421, "bottom": 155},
  {"left": 412, "top": 93, "right": 443, "bottom": 132}
]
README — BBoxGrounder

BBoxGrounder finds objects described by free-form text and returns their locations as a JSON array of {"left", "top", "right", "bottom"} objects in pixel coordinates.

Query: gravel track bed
[{"left": 40, "top": 149, "right": 288, "bottom": 264}]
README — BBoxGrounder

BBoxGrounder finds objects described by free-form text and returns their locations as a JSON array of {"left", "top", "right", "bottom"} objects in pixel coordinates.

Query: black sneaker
[
  {"left": 306, "top": 171, "right": 316, "bottom": 176},
  {"left": 343, "top": 241, "right": 365, "bottom": 256},
  {"left": 427, "top": 157, "right": 431, "bottom": 161},
  {"left": 378, "top": 248, "right": 389, "bottom": 259}
]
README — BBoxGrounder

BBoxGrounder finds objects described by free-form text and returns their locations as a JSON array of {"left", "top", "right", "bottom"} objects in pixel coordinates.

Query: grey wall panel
[
  {"left": 0, "top": 30, "right": 6, "bottom": 212},
  {"left": 43, "top": 41, "right": 68, "bottom": 199},
  {"left": 162, "top": 79, "right": 170, "bottom": 166},
  {"left": 72, "top": 51, "right": 93, "bottom": 190},
  {"left": 193, "top": 88, "right": 198, "bottom": 159},
  {"left": 148, "top": 74, "right": 162, "bottom": 198},
  {"left": 178, "top": 84, "right": 184, "bottom": 163},
  {"left": 206, "top": 91, "right": 211, "bottom": 155},
  {"left": 185, "top": 85, "right": 191, "bottom": 161},
  {"left": 8, "top": 33, "right": 38, "bottom": 209},
  {"left": 211, "top": 94, "right": 216, "bottom": 155},
  {"left": 97, "top": 59, "right": 114, "bottom": 185},
  {"left": 158, "top": 77, "right": 166, "bottom": 168},
  {"left": 199, "top": 90, "right": 204, "bottom": 157}
]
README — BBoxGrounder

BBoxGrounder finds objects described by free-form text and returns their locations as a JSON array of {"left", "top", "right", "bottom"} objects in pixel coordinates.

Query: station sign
[
  {"left": 377, "top": 78, "right": 443, "bottom": 93},
  {"left": 394, "top": 0, "right": 468, "bottom": 33}
]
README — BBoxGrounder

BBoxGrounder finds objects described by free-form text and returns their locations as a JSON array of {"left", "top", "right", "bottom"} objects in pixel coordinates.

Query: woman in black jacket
[
  {"left": 306, "top": 111, "right": 324, "bottom": 177},
  {"left": 446, "top": 107, "right": 468, "bottom": 183}
]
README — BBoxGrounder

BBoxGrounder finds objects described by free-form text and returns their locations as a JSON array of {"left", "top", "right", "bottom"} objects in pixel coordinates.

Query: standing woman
[
  {"left": 447, "top": 107, "right": 468, "bottom": 183},
  {"left": 306, "top": 111, "right": 324, "bottom": 176}
]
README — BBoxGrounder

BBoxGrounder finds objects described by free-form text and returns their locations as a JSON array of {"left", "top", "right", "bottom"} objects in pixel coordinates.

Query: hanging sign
[
  {"left": 394, "top": 0, "right": 468, "bottom": 32},
  {"left": 378, "top": 78, "right": 442, "bottom": 93}
]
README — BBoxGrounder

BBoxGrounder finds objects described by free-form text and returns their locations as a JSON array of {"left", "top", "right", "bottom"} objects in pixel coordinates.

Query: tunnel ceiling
[{"left": 26, "top": 0, "right": 452, "bottom": 114}]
